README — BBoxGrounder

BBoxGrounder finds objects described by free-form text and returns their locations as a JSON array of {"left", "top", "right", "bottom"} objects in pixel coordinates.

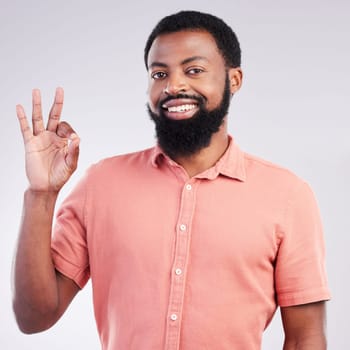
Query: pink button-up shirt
[{"left": 52, "top": 138, "right": 330, "bottom": 349}]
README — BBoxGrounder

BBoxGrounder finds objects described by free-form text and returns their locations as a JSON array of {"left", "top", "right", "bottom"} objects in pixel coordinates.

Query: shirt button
[
  {"left": 170, "top": 314, "right": 178, "bottom": 321},
  {"left": 185, "top": 184, "right": 192, "bottom": 191},
  {"left": 175, "top": 268, "right": 182, "bottom": 275},
  {"left": 180, "top": 224, "right": 186, "bottom": 231}
]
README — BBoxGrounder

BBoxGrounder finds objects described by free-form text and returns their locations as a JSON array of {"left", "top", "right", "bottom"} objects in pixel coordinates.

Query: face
[{"left": 146, "top": 30, "right": 242, "bottom": 158}]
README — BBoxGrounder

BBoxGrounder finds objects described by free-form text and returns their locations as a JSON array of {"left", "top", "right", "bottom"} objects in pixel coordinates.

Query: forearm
[
  {"left": 283, "top": 334, "right": 327, "bottom": 349},
  {"left": 13, "top": 189, "right": 60, "bottom": 333}
]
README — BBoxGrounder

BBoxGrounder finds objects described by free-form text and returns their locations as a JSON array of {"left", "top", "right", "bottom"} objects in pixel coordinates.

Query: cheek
[
  {"left": 204, "top": 88, "right": 224, "bottom": 109},
  {"left": 200, "top": 75, "right": 227, "bottom": 109},
  {"left": 147, "top": 82, "right": 163, "bottom": 111}
]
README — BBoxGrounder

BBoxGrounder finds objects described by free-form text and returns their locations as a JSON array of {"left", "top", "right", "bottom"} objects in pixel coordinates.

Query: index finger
[{"left": 47, "top": 87, "right": 64, "bottom": 132}]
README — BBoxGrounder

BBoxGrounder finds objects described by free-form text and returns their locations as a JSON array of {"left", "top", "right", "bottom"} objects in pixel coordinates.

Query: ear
[{"left": 228, "top": 67, "right": 243, "bottom": 94}]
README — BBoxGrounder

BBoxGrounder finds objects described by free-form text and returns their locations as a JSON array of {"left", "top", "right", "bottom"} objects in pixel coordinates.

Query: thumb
[{"left": 66, "top": 133, "right": 80, "bottom": 171}]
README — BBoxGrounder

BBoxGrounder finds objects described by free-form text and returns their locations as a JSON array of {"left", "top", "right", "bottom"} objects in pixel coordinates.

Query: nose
[{"left": 163, "top": 73, "right": 188, "bottom": 95}]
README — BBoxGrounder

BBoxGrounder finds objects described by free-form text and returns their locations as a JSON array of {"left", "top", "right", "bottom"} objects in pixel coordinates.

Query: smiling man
[{"left": 13, "top": 11, "right": 330, "bottom": 350}]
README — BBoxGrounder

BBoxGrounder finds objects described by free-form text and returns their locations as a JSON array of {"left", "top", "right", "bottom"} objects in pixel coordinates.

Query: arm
[
  {"left": 13, "top": 88, "right": 80, "bottom": 333},
  {"left": 281, "top": 301, "right": 327, "bottom": 350}
]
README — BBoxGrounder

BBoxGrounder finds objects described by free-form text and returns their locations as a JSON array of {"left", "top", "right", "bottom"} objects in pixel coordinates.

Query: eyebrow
[{"left": 149, "top": 56, "right": 209, "bottom": 69}]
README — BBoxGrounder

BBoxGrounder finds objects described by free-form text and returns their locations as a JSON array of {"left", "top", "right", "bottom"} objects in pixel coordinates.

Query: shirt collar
[{"left": 150, "top": 135, "right": 246, "bottom": 182}]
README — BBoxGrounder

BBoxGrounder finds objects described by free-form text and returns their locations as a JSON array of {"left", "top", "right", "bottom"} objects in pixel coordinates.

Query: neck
[{"left": 172, "top": 122, "right": 229, "bottom": 178}]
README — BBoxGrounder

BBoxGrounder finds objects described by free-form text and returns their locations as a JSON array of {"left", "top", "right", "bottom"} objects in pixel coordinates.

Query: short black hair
[{"left": 144, "top": 10, "right": 241, "bottom": 69}]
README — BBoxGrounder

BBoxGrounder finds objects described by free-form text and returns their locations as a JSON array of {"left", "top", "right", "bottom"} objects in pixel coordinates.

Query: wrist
[{"left": 24, "top": 188, "right": 60, "bottom": 204}]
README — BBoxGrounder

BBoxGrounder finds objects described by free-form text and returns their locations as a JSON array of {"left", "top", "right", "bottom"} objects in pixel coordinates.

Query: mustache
[{"left": 159, "top": 93, "right": 206, "bottom": 108}]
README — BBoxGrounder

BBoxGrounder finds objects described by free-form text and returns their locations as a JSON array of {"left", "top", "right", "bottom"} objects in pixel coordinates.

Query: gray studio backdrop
[{"left": 1, "top": 0, "right": 349, "bottom": 349}]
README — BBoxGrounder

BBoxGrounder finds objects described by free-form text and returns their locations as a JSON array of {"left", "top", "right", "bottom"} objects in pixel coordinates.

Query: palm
[
  {"left": 16, "top": 88, "right": 80, "bottom": 192},
  {"left": 25, "top": 131, "right": 71, "bottom": 191}
]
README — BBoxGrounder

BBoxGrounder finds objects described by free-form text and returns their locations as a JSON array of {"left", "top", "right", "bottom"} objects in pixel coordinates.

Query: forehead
[{"left": 147, "top": 30, "right": 225, "bottom": 68}]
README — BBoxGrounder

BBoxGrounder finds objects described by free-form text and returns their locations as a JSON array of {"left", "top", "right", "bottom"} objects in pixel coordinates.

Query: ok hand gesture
[{"left": 16, "top": 88, "right": 80, "bottom": 192}]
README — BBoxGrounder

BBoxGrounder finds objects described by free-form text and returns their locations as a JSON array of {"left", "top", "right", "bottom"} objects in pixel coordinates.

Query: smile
[{"left": 165, "top": 104, "right": 197, "bottom": 113}]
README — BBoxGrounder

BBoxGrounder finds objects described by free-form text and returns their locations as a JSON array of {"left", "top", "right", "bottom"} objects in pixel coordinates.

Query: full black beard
[{"left": 147, "top": 74, "right": 232, "bottom": 159}]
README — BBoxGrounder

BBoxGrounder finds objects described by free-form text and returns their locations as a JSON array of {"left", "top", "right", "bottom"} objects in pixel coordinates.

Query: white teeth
[{"left": 167, "top": 104, "right": 197, "bottom": 113}]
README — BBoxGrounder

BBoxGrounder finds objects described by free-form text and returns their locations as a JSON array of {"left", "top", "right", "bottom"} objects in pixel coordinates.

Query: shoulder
[
  {"left": 244, "top": 152, "right": 296, "bottom": 176},
  {"left": 240, "top": 151, "right": 313, "bottom": 206},
  {"left": 73, "top": 147, "right": 156, "bottom": 194},
  {"left": 87, "top": 147, "right": 155, "bottom": 176}
]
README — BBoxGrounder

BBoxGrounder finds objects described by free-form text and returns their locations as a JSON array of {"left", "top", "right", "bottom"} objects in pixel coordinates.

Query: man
[{"left": 13, "top": 10, "right": 330, "bottom": 350}]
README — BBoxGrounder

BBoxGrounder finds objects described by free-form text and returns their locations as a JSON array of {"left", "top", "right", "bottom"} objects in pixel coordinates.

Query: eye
[
  {"left": 187, "top": 67, "right": 204, "bottom": 75},
  {"left": 151, "top": 71, "right": 167, "bottom": 80}
]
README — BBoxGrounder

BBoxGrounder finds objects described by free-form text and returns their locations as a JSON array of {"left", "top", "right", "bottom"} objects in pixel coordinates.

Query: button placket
[{"left": 165, "top": 181, "right": 198, "bottom": 349}]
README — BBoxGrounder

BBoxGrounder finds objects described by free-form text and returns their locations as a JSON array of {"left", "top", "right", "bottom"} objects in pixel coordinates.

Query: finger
[
  {"left": 16, "top": 104, "right": 33, "bottom": 143},
  {"left": 32, "top": 89, "right": 45, "bottom": 135},
  {"left": 56, "top": 121, "right": 76, "bottom": 139},
  {"left": 47, "top": 87, "right": 64, "bottom": 132},
  {"left": 66, "top": 133, "right": 80, "bottom": 171}
]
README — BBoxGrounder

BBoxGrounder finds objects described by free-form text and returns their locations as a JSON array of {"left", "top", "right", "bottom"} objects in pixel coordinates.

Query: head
[
  {"left": 144, "top": 10, "right": 241, "bottom": 70},
  {"left": 145, "top": 11, "right": 242, "bottom": 159}
]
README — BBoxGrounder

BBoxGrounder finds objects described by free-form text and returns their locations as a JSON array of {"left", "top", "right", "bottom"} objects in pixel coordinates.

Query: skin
[
  {"left": 13, "top": 30, "right": 327, "bottom": 348},
  {"left": 281, "top": 301, "right": 327, "bottom": 349},
  {"left": 13, "top": 88, "right": 80, "bottom": 332}
]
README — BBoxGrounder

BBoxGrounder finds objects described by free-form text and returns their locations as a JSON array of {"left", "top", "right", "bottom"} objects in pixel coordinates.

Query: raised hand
[{"left": 16, "top": 88, "right": 80, "bottom": 192}]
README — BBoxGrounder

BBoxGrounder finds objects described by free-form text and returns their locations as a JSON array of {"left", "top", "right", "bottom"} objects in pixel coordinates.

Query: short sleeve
[
  {"left": 275, "top": 181, "right": 331, "bottom": 307},
  {"left": 51, "top": 171, "right": 90, "bottom": 289}
]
